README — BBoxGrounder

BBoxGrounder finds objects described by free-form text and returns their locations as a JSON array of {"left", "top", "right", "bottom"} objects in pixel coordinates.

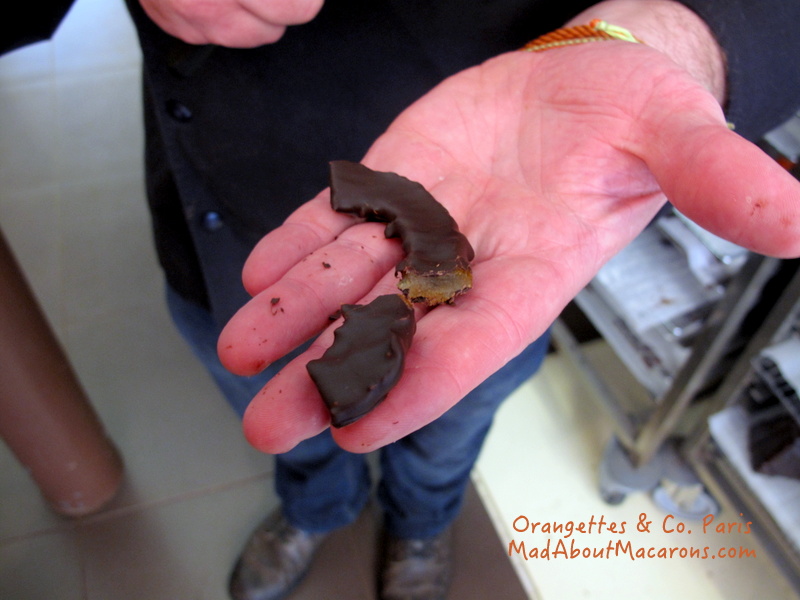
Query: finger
[
  {"left": 219, "top": 222, "right": 404, "bottom": 375},
  {"left": 241, "top": 273, "right": 416, "bottom": 453},
  {"left": 204, "top": 18, "right": 287, "bottom": 47},
  {"left": 241, "top": 254, "right": 562, "bottom": 453},
  {"left": 242, "top": 158, "right": 483, "bottom": 298},
  {"left": 194, "top": 0, "right": 325, "bottom": 47},
  {"left": 657, "top": 125, "right": 800, "bottom": 257},
  {"left": 242, "top": 352, "right": 331, "bottom": 454},
  {"left": 228, "top": 164, "right": 481, "bottom": 378},
  {"left": 242, "top": 192, "right": 358, "bottom": 296},
  {"left": 241, "top": 0, "right": 325, "bottom": 27},
  {"left": 229, "top": 167, "right": 487, "bottom": 377},
  {"left": 330, "top": 255, "right": 562, "bottom": 451},
  {"left": 150, "top": 6, "right": 288, "bottom": 47},
  {"left": 632, "top": 81, "right": 800, "bottom": 258}
]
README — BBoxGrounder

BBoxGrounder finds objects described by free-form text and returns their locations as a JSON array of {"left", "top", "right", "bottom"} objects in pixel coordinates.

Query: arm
[{"left": 219, "top": 0, "right": 800, "bottom": 453}]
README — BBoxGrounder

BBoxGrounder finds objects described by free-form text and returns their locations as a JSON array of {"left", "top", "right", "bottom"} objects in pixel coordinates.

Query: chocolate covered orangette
[
  {"left": 307, "top": 161, "right": 475, "bottom": 427},
  {"left": 329, "top": 160, "right": 474, "bottom": 306},
  {"left": 306, "top": 294, "right": 416, "bottom": 428}
]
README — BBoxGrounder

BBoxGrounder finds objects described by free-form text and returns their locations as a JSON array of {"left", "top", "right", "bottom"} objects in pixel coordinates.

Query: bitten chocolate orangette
[
  {"left": 307, "top": 294, "right": 416, "bottom": 428},
  {"left": 328, "top": 160, "right": 474, "bottom": 305},
  {"left": 306, "top": 161, "right": 475, "bottom": 427}
]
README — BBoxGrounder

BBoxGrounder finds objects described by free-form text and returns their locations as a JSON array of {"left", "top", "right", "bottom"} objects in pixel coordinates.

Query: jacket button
[
  {"left": 166, "top": 99, "right": 193, "bottom": 122},
  {"left": 202, "top": 211, "right": 224, "bottom": 231}
]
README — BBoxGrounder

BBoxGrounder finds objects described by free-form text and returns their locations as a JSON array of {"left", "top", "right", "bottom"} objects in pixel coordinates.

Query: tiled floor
[{"left": 0, "top": 2, "right": 798, "bottom": 600}]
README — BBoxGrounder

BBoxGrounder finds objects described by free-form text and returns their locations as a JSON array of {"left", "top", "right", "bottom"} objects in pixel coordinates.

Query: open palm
[{"left": 218, "top": 42, "right": 800, "bottom": 453}]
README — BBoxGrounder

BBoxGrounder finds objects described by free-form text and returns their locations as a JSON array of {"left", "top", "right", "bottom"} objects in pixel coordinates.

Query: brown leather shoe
[
  {"left": 228, "top": 509, "right": 328, "bottom": 600},
  {"left": 380, "top": 528, "right": 453, "bottom": 600}
]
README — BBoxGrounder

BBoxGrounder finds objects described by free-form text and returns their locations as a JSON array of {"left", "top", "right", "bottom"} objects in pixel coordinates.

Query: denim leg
[
  {"left": 378, "top": 333, "right": 551, "bottom": 539},
  {"left": 166, "top": 286, "right": 371, "bottom": 532},
  {"left": 166, "top": 285, "right": 276, "bottom": 417},
  {"left": 275, "top": 429, "right": 372, "bottom": 533}
]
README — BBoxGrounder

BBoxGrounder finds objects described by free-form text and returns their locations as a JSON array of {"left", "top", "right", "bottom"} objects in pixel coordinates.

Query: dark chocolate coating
[
  {"left": 329, "top": 160, "right": 474, "bottom": 305},
  {"left": 749, "top": 412, "right": 800, "bottom": 479},
  {"left": 306, "top": 294, "right": 416, "bottom": 428}
]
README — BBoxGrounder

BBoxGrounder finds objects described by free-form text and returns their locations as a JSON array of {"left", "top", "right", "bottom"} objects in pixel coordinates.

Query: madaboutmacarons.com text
[{"left": 508, "top": 513, "right": 757, "bottom": 561}]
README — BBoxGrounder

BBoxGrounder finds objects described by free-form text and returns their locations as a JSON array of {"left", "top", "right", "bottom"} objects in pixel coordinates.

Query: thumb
[{"left": 639, "top": 107, "right": 800, "bottom": 258}]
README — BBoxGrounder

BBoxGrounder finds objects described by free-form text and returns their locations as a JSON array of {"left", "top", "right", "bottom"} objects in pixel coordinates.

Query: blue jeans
[{"left": 167, "top": 286, "right": 549, "bottom": 539}]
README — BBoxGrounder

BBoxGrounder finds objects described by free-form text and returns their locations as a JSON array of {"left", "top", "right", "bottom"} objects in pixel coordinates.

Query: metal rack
[
  {"left": 552, "top": 235, "right": 800, "bottom": 592},
  {"left": 551, "top": 232, "right": 780, "bottom": 466},
  {"left": 684, "top": 262, "right": 800, "bottom": 591},
  {"left": 550, "top": 112, "right": 800, "bottom": 590}
]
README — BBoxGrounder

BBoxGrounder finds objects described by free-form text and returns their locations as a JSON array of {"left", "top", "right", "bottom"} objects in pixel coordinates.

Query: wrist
[{"left": 565, "top": 0, "right": 726, "bottom": 103}]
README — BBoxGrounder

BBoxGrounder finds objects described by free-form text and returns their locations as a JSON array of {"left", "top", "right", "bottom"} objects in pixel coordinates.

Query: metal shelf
[
  {"left": 552, "top": 110, "right": 800, "bottom": 592},
  {"left": 683, "top": 262, "right": 800, "bottom": 593},
  {"left": 690, "top": 424, "right": 800, "bottom": 591},
  {"left": 552, "top": 245, "right": 780, "bottom": 465}
]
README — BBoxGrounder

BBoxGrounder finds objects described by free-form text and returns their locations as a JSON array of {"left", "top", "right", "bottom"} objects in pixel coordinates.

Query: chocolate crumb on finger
[
  {"left": 329, "top": 160, "right": 474, "bottom": 305},
  {"left": 307, "top": 294, "right": 416, "bottom": 428}
]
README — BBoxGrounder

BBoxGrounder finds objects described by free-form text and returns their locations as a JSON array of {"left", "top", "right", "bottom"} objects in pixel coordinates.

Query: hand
[
  {"left": 218, "top": 36, "right": 800, "bottom": 455},
  {"left": 139, "top": 0, "right": 324, "bottom": 46}
]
